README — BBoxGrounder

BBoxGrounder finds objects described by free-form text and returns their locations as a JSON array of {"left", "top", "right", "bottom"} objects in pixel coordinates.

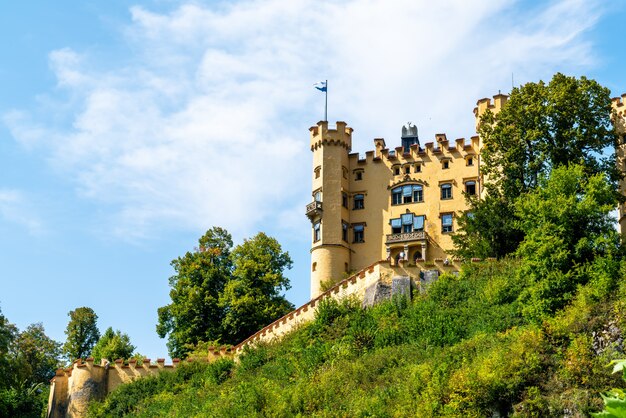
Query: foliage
[
  {"left": 157, "top": 227, "right": 293, "bottom": 358},
  {"left": 220, "top": 232, "right": 293, "bottom": 344},
  {"left": 515, "top": 164, "right": 621, "bottom": 322},
  {"left": 0, "top": 308, "right": 60, "bottom": 417},
  {"left": 592, "top": 360, "right": 626, "bottom": 417},
  {"left": 454, "top": 73, "right": 618, "bottom": 258},
  {"left": 91, "top": 327, "right": 136, "bottom": 363},
  {"left": 157, "top": 227, "right": 233, "bottom": 359},
  {"left": 10, "top": 323, "right": 62, "bottom": 385},
  {"left": 63, "top": 306, "right": 100, "bottom": 362}
]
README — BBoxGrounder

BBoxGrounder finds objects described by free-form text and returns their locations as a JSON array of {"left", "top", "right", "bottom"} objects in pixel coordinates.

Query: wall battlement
[
  {"left": 347, "top": 135, "right": 480, "bottom": 167},
  {"left": 47, "top": 353, "right": 232, "bottom": 418}
]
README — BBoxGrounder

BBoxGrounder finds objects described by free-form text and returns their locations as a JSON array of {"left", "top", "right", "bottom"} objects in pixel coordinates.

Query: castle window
[
  {"left": 353, "top": 194, "right": 364, "bottom": 210},
  {"left": 314, "top": 166, "right": 321, "bottom": 179},
  {"left": 401, "top": 213, "right": 413, "bottom": 233},
  {"left": 342, "top": 166, "right": 348, "bottom": 179},
  {"left": 390, "top": 218, "right": 401, "bottom": 234},
  {"left": 442, "top": 160, "right": 450, "bottom": 169},
  {"left": 414, "top": 215, "right": 425, "bottom": 231},
  {"left": 313, "top": 222, "right": 321, "bottom": 242},
  {"left": 393, "top": 165, "right": 400, "bottom": 176},
  {"left": 390, "top": 213, "right": 425, "bottom": 234},
  {"left": 355, "top": 170, "right": 363, "bottom": 181},
  {"left": 312, "top": 262, "right": 317, "bottom": 272},
  {"left": 314, "top": 190, "right": 322, "bottom": 202},
  {"left": 440, "top": 183, "right": 452, "bottom": 200},
  {"left": 414, "top": 163, "right": 422, "bottom": 173},
  {"left": 342, "top": 222, "right": 348, "bottom": 242},
  {"left": 405, "top": 166, "right": 411, "bottom": 174},
  {"left": 465, "top": 181, "right": 476, "bottom": 196},
  {"left": 353, "top": 224, "right": 365, "bottom": 243},
  {"left": 466, "top": 156, "right": 474, "bottom": 166},
  {"left": 441, "top": 213, "right": 453, "bottom": 233},
  {"left": 391, "top": 184, "right": 423, "bottom": 205},
  {"left": 342, "top": 192, "right": 348, "bottom": 208}
]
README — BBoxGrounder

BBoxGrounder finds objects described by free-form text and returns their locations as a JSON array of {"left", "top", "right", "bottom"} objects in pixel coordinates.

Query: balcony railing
[
  {"left": 385, "top": 230, "right": 427, "bottom": 244},
  {"left": 305, "top": 201, "right": 323, "bottom": 221}
]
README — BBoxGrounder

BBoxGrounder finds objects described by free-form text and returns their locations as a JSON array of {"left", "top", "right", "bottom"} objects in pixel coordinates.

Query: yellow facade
[
  {"left": 307, "top": 95, "right": 508, "bottom": 298},
  {"left": 308, "top": 92, "right": 626, "bottom": 299}
]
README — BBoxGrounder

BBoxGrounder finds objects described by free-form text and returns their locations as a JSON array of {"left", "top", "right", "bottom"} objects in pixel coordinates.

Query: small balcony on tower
[{"left": 305, "top": 201, "right": 323, "bottom": 222}]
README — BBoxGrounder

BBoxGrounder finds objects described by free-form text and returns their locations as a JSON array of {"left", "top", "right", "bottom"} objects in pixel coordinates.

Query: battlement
[
  {"left": 310, "top": 120, "right": 353, "bottom": 151},
  {"left": 347, "top": 134, "right": 480, "bottom": 166},
  {"left": 233, "top": 261, "right": 388, "bottom": 354},
  {"left": 47, "top": 354, "right": 233, "bottom": 418},
  {"left": 613, "top": 94, "right": 626, "bottom": 137}
]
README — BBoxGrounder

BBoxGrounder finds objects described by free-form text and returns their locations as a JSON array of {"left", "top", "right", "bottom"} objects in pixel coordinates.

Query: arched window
[{"left": 391, "top": 184, "right": 423, "bottom": 205}]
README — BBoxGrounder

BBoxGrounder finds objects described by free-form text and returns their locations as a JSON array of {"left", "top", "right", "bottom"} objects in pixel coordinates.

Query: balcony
[
  {"left": 305, "top": 201, "right": 323, "bottom": 222},
  {"left": 385, "top": 230, "right": 427, "bottom": 244}
]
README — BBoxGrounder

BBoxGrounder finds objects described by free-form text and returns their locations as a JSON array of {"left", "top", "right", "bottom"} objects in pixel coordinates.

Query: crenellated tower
[{"left": 307, "top": 121, "right": 353, "bottom": 298}]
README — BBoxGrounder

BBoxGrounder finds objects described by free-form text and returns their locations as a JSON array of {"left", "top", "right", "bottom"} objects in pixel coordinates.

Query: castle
[
  {"left": 48, "top": 92, "right": 626, "bottom": 418},
  {"left": 306, "top": 94, "right": 509, "bottom": 298}
]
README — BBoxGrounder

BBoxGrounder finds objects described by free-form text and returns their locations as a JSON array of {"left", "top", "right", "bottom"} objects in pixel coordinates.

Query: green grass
[{"left": 88, "top": 259, "right": 626, "bottom": 417}]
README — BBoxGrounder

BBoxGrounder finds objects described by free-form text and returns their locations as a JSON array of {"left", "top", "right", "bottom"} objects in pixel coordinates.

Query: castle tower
[{"left": 306, "top": 121, "right": 353, "bottom": 298}]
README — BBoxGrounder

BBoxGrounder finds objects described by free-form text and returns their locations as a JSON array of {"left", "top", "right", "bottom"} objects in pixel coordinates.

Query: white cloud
[
  {"left": 2, "top": 0, "right": 605, "bottom": 240},
  {"left": 0, "top": 190, "right": 43, "bottom": 234}
]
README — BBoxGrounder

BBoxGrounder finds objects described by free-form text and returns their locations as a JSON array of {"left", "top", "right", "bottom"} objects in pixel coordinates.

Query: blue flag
[{"left": 314, "top": 81, "right": 327, "bottom": 92}]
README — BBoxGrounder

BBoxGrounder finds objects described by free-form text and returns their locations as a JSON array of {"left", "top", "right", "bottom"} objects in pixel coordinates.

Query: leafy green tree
[
  {"left": 454, "top": 73, "right": 618, "bottom": 258},
  {"left": 220, "top": 232, "right": 294, "bottom": 344},
  {"left": 11, "top": 323, "right": 61, "bottom": 385},
  {"left": 157, "top": 228, "right": 294, "bottom": 357},
  {"left": 514, "top": 164, "right": 621, "bottom": 321},
  {"left": 91, "top": 327, "right": 136, "bottom": 363},
  {"left": 0, "top": 310, "right": 58, "bottom": 417},
  {"left": 63, "top": 307, "right": 100, "bottom": 361},
  {"left": 157, "top": 227, "right": 233, "bottom": 358},
  {"left": 0, "top": 309, "right": 17, "bottom": 390}
]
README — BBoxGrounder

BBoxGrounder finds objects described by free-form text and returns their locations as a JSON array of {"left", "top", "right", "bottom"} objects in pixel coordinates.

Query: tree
[
  {"left": 0, "top": 309, "right": 17, "bottom": 390},
  {"left": 454, "top": 73, "right": 619, "bottom": 258},
  {"left": 156, "top": 228, "right": 294, "bottom": 358},
  {"left": 220, "top": 232, "right": 294, "bottom": 343},
  {"left": 91, "top": 327, "right": 136, "bottom": 363},
  {"left": 11, "top": 323, "right": 61, "bottom": 385},
  {"left": 157, "top": 227, "right": 233, "bottom": 358},
  {"left": 514, "top": 164, "right": 621, "bottom": 321},
  {"left": 63, "top": 307, "right": 100, "bottom": 361},
  {"left": 0, "top": 310, "right": 59, "bottom": 417}
]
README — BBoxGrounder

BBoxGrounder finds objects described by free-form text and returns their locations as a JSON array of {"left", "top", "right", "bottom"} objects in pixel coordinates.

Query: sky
[{"left": 1, "top": 0, "right": 625, "bottom": 361}]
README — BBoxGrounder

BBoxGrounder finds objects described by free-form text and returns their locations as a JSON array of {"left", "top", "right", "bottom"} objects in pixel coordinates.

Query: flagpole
[{"left": 324, "top": 79, "right": 328, "bottom": 122}]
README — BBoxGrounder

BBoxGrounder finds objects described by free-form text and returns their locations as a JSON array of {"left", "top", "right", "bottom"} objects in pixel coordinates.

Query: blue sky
[{"left": 1, "top": 0, "right": 625, "bottom": 360}]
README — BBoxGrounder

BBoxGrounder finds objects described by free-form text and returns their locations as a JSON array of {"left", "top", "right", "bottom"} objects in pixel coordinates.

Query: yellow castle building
[{"left": 307, "top": 93, "right": 626, "bottom": 299}]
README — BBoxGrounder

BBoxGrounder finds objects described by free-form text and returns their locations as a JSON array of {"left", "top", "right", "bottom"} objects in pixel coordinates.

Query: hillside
[{"left": 87, "top": 259, "right": 626, "bottom": 417}]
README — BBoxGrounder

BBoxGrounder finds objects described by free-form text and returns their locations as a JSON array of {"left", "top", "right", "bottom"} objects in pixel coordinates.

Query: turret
[
  {"left": 307, "top": 121, "right": 353, "bottom": 298},
  {"left": 473, "top": 93, "right": 508, "bottom": 131}
]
